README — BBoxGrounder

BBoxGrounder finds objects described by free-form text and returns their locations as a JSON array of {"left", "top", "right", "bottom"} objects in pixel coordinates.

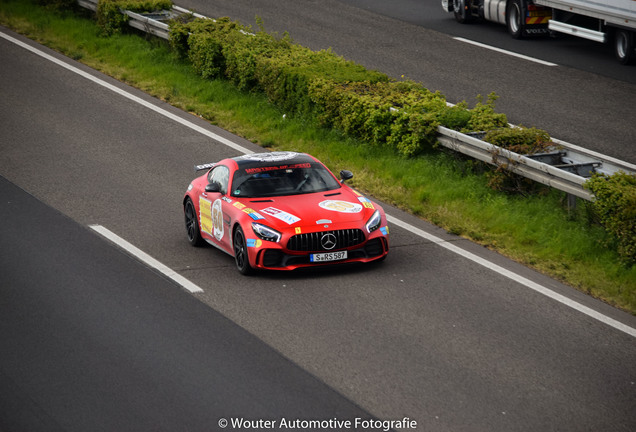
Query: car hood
[{"left": 238, "top": 190, "right": 375, "bottom": 229}]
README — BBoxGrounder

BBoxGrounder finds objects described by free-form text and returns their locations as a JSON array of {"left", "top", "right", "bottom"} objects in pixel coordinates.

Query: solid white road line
[
  {"left": 4, "top": 29, "right": 634, "bottom": 338},
  {"left": 0, "top": 31, "right": 254, "bottom": 156},
  {"left": 454, "top": 37, "right": 559, "bottom": 67},
  {"left": 387, "top": 215, "right": 636, "bottom": 338},
  {"left": 89, "top": 225, "right": 204, "bottom": 293}
]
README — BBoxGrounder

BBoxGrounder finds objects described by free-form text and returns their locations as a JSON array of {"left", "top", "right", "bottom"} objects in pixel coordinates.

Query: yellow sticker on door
[{"left": 199, "top": 196, "right": 213, "bottom": 236}]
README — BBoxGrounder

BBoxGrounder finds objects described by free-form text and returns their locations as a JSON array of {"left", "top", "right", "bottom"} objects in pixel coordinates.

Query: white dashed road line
[
  {"left": 454, "top": 37, "right": 559, "bottom": 66},
  {"left": 89, "top": 225, "right": 204, "bottom": 294}
]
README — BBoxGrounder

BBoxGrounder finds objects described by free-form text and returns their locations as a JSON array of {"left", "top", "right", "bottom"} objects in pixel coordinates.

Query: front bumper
[{"left": 252, "top": 237, "right": 389, "bottom": 270}]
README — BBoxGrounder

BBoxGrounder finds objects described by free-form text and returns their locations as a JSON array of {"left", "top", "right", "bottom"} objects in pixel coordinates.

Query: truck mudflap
[
  {"left": 509, "top": 1, "right": 551, "bottom": 38},
  {"left": 524, "top": 3, "right": 551, "bottom": 32}
]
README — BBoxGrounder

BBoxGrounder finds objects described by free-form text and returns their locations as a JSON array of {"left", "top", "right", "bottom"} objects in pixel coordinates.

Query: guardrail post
[{"left": 566, "top": 193, "right": 577, "bottom": 213}]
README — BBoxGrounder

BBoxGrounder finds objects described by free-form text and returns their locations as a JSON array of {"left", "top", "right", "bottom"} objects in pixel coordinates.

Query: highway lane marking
[
  {"left": 0, "top": 31, "right": 254, "bottom": 156},
  {"left": 4, "top": 30, "right": 635, "bottom": 338},
  {"left": 454, "top": 37, "right": 559, "bottom": 66},
  {"left": 387, "top": 216, "right": 636, "bottom": 338},
  {"left": 89, "top": 225, "right": 204, "bottom": 293}
]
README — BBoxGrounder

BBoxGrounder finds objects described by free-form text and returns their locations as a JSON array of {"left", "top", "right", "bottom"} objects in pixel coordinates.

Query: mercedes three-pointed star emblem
[{"left": 320, "top": 233, "right": 337, "bottom": 250}]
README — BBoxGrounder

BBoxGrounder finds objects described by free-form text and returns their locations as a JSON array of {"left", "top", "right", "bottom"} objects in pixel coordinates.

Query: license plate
[{"left": 310, "top": 250, "right": 347, "bottom": 262}]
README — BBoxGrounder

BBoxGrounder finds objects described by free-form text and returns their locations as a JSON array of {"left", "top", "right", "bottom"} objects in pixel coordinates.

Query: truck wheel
[
  {"left": 614, "top": 29, "right": 635, "bottom": 65},
  {"left": 453, "top": 0, "right": 474, "bottom": 24},
  {"left": 506, "top": 0, "right": 524, "bottom": 39}
]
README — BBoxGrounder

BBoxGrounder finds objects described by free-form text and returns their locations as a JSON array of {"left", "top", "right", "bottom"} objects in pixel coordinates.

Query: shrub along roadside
[
  {"left": 585, "top": 173, "right": 636, "bottom": 264},
  {"left": 2, "top": 0, "right": 634, "bottom": 313},
  {"left": 168, "top": 15, "right": 519, "bottom": 158},
  {"left": 96, "top": 0, "right": 172, "bottom": 35}
]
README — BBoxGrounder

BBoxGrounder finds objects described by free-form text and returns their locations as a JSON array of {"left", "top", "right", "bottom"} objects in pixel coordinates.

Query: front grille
[{"left": 287, "top": 229, "right": 365, "bottom": 252}]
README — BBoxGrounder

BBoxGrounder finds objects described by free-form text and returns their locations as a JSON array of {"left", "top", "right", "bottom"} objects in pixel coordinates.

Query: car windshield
[{"left": 231, "top": 162, "right": 341, "bottom": 198}]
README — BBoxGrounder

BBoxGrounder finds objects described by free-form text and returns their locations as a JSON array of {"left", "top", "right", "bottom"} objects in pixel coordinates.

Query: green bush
[
  {"left": 484, "top": 126, "right": 553, "bottom": 155},
  {"left": 387, "top": 111, "right": 439, "bottom": 157},
  {"left": 255, "top": 43, "right": 387, "bottom": 115},
  {"left": 308, "top": 80, "right": 445, "bottom": 155},
  {"left": 225, "top": 27, "right": 283, "bottom": 91},
  {"left": 463, "top": 93, "right": 509, "bottom": 132},
  {"left": 169, "top": 16, "right": 388, "bottom": 118},
  {"left": 437, "top": 102, "right": 472, "bottom": 130},
  {"left": 309, "top": 80, "right": 397, "bottom": 144},
  {"left": 186, "top": 23, "right": 227, "bottom": 79},
  {"left": 167, "top": 12, "right": 196, "bottom": 59},
  {"left": 436, "top": 94, "right": 510, "bottom": 135},
  {"left": 479, "top": 127, "right": 554, "bottom": 194},
  {"left": 97, "top": 0, "right": 172, "bottom": 35},
  {"left": 585, "top": 172, "right": 636, "bottom": 264}
]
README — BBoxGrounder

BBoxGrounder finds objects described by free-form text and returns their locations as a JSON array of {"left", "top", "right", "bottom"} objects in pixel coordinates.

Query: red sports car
[{"left": 183, "top": 151, "right": 389, "bottom": 274}]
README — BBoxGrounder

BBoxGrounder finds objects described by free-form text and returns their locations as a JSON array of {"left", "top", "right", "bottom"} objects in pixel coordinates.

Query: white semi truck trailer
[{"left": 441, "top": 0, "right": 636, "bottom": 64}]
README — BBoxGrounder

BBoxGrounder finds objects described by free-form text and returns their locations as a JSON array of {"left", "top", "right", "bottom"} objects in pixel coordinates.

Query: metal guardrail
[
  {"left": 77, "top": 0, "right": 188, "bottom": 39},
  {"left": 437, "top": 127, "right": 636, "bottom": 201},
  {"left": 437, "top": 127, "right": 592, "bottom": 199},
  {"left": 77, "top": 1, "right": 636, "bottom": 201},
  {"left": 124, "top": 10, "right": 173, "bottom": 39},
  {"left": 77, "top": 0, "right": 97, "bottom": 11}
]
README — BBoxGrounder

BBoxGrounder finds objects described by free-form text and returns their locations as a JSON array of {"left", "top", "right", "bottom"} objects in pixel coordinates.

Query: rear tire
[
  {"left": 506, "top": 0, "right": 524, "bottom": 39},
  {"left": 614, "top": 29, "right": 635, "bottom": 65},
  {"left": 233, "top": 226, "right": 253, "bottom": 275},
  {"left": 184, "top": 198, "right": 204, "bottom": 247}
]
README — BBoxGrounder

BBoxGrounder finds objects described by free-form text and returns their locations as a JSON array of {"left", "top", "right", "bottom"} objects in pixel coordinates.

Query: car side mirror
[
  {"left": 205, "top": 183, "right": 221, "bottom": 193},
  {"left": 340, "top": 170, "right": 353, "bottom": 183}
]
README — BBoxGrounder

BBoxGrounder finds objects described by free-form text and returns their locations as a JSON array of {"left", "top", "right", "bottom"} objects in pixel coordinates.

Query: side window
[{"left": 207, "top": 166, "right": 229, "bottom": 195}]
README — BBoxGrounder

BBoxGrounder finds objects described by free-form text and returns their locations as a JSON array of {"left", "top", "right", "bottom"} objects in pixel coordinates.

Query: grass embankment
[{"left": 1, "top": 0, "right": 634, "bottom": 313}]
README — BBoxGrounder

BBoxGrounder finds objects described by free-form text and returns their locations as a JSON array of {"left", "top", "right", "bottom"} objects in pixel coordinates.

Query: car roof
[{"left": 231, "top": 152, "right": 315, "bottom": 169}]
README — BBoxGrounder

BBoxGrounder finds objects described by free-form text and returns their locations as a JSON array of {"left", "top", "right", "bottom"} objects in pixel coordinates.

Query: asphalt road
[
  {"left": 1, "top": 26, "right": 636, "bottom": 432},
  {"left": 338, "top": 0, "right": 636, "bottom": 83},
  {"left": 179, "top": 0, "right": 636, "bottom": 164},
  {"left": 0, "top": 177, "right": 375, "bottom": 431}
]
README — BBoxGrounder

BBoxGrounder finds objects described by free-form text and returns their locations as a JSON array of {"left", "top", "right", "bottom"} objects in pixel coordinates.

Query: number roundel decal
[
  {"left": 212, "top": 199, "right": 224, "bottom": 241},
  {"left": 318, "top": 200, "right": 362, "bottom": 213}
]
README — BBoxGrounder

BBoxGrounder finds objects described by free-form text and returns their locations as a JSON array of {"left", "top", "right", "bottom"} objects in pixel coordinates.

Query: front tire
[
  {"left": 506, "top": 0, "right": 524, "bottom": 39},
  {"left": 184, "top": 198, "right": 204, "bottom": 247},
  {"left": 614, "top": 29, "right": 635, "bottom": 65},
  {"left": 233, "top": 226, "right": 253, "bottom": 275},
  {"left": 453, "top": 0, "right": 474, "bottom": 24}
]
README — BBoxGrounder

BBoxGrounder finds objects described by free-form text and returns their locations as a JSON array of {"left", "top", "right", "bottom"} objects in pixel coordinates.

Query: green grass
[{"left": 2, "top": 0, "right": 634, "bottom": 313}]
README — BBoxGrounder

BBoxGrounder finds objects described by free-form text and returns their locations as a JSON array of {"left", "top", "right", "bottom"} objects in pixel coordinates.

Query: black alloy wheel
[
  {"left": 233, "top": 226, "right": 253, "bottom": 275},
  {"left": 184, "top": 198, "right": 204, "bottom": 247}
]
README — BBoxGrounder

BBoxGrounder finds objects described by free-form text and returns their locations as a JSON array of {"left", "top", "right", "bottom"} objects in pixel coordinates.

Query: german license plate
[{"left": 310, "top": 250, "right": 347, "bottom": 262}]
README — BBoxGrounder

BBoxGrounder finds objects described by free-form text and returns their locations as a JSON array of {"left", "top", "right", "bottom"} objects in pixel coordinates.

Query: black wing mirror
[
  {"left": 340, "top": 170, "right": 353, "bottom": 183},
  {"left": 205, "top": 182, "right": 221, "bottom": 193}
]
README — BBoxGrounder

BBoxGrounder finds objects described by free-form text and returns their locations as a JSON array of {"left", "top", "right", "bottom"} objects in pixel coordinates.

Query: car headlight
[
  {"left": 251, "top": 223, "right": 281, "bottom": 243},
  {"left": 365, "top": 210, "right": 382, "bottom": 233}
]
